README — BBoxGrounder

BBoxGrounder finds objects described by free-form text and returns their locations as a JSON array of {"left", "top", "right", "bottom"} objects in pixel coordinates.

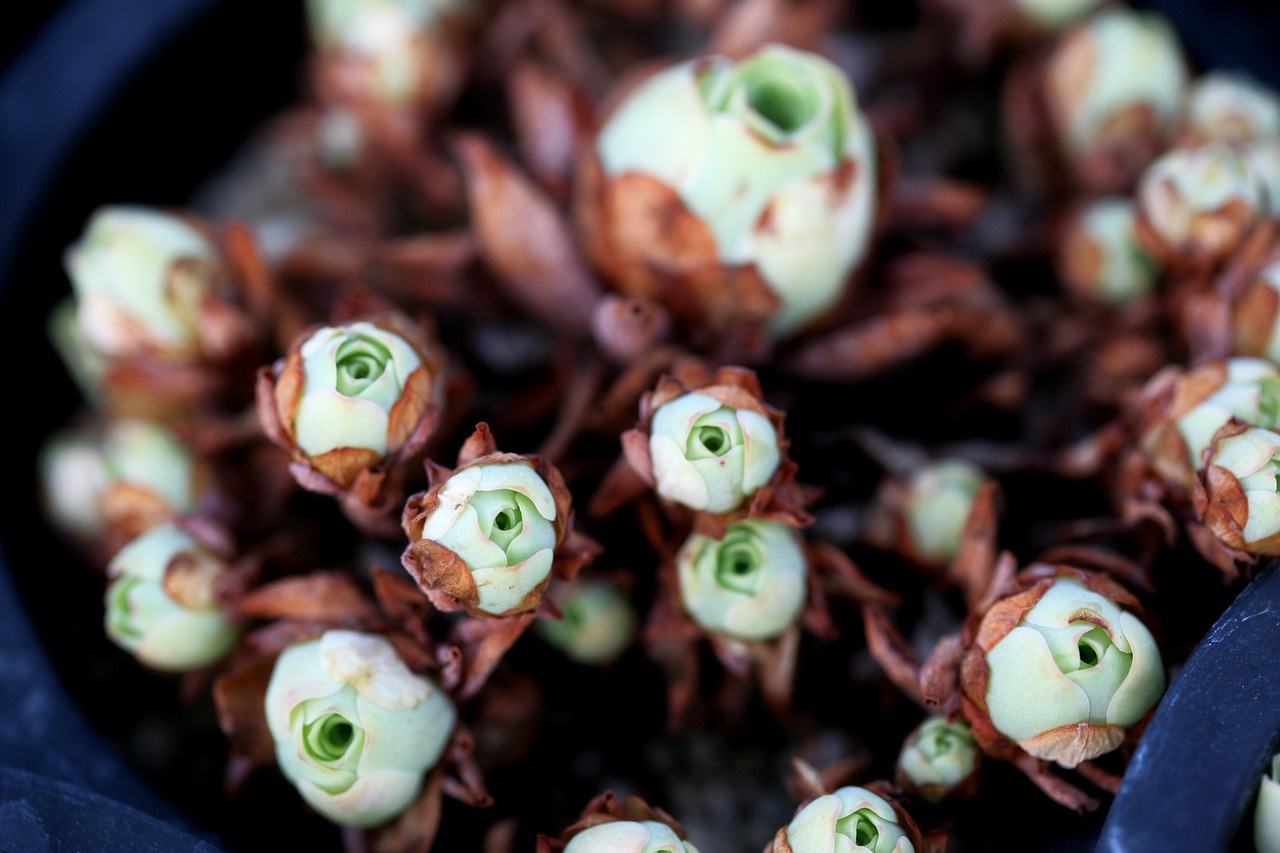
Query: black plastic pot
[{"left": 1, "top": 1, "right": 1278, "bottom": 851}]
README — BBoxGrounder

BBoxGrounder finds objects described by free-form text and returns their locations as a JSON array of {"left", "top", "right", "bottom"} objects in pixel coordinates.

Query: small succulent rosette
[
  {"left": 958, "top": 565, "right": 1165, "bottom": 769},
  {"left": 1134, "top": 141, "right": 1267, "bottom": 274},
  {"left": 536, "top": 791, "right": 702, "bottom": 853},
  {"left": 1178, "top": 71, "right": 1280, "bottom": 147},
  {"left": 575, "top": 42, "right": 880, "bottom": 341},
  {"left": 766, "top": 784, "right": 921, "bottom": 853},
  {"left": 257, "top": 312, "right": 444, "bottom": 534},
  {"left": 263, "top": 629, "right": 458, "bottom": 828},
  {"left": 1257, "top": 753, "right": 1280, "bottom": 853},
  {"left": 1056, "top": 197, "right": 1162, "bottom": 309},
  {"left": 895, "top": 716, "right": 982, "bottom": 805},
  {"left": 1136, "top": 357, "right": 1280, "bottom": 494},
  {"left": 56, "top": 205, "right": 265, "bottom": 416},
  {"left": 535, "top": 577, "right": 637, "bottom": 667},
  {"left": 1193, "top": 422, "right": 1280, "bottom": 558},
  {"left": 306, "top": 0, "right": 474, "bottom": 117},
  {"left": 616, "top": 363, "right": 811, "bottom": 536},
  {"left": 39, "top": 417, "right": 218, "bottom": 562},
  {"left": 1004, "top": 8, "right": 1188, "bottom": 196},
  {"left": 863, "top": 459, "right": 994, "bottom": 572},
  {"left": 104, "top": 520, "right": 241, "bottom": 672},
  {"left": 401, "top": 424, "right": 600, "bottom": 692}
]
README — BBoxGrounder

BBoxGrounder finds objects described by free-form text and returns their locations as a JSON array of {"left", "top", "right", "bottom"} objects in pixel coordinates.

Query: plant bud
[
  {"left": 776, "top": 786, "right": 915, "bottom": 853},
  {"left": 307, "top": 0, "right": 470, "bottom": 110},
  {"left": 1182, "top": 71, "right": 1280, "bottom": 145},
  {"left": 262, "top": 317, "right": 441, "bottom": 489},
  {"left": 965, "top": 570, "right": 1164, "bottom": 767},
  {"left": 1057, "top": 198, "right": 1160, "bottom": 307},
  {"left": 537, "top": 579, "right": 637, "bottom": 666},
  {"left": 1043, "top": 9, "right": 1188, "bottom": 189},
  {"left": 563, "top": 820, "right": 702, "bottom": 853},
  {"left": 264, "top": 630, "right": 456, "bottom": 828},
  {"left": 896, "top": 717, "right": 981, "bottom": 805},
  {"left": 65, "top": 206, "right": 219, "bottom": 361},
  {"left": 103, "top": 522, "right": 239, "bottom": 672},
  {"left": 408, "top": 460, "right": 562, "bottom": 616},
  {"left": 40, "top": 419, "right": 207, "bottom": 543},
  {"left": 647, "top": 391, "right": 781, "bottom": 515},
  {"left": 902, "top": 460, "right": 988, "bottom": 566},
  {"left": 1197, "top": 424, "right": 1280, "bottom": 554},
  {"left": 676, "top": 520, "right": 806, "bottom": 641},
  {"left": 1257, "top": 754, "right": 1280, "bottom": 853},
  {"left": 1136, "top": 141, "right": 1265, "bottom": 269},
  {"left": 578, "top": 43, "right": 877, "bottom": 338}
]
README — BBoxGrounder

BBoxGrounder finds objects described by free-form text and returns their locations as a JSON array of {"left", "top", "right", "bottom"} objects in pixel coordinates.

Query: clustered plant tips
[{"left": 26, "top": 0, "right": 1280, "bottom": 851}]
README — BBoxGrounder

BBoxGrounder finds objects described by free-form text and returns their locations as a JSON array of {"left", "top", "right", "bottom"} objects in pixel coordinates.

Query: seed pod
[
  {"left": 960, "top": 567, "right": 1165, "bottom": 768},
  {"left": 1058, "top": 197, "right": 1161, "bottom": 308},
  {"left": 576, "top": 44, "right": 878, "bottom": 339},
  {"left": 104, "top": 522, "right": 239, "bottom": 672},
  {"left": 264, "top": 630, "right": 457, "bottom": 828},
  {"left": 1195, "top": 423, "right": 1280, "bottom": 554},
  {"left": 676, "top": 519, "right": 807, "bottom": 642}
]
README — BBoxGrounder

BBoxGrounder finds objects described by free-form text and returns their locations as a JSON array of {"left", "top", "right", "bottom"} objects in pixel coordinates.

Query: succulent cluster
[{"left": 30, "top": 0, "right": 1280, "bottom": 851}]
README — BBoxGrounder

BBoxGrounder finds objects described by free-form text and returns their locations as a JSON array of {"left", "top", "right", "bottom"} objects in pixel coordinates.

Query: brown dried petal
[{"left": 234, "top": 572, "right": 382, "bottom": 625}]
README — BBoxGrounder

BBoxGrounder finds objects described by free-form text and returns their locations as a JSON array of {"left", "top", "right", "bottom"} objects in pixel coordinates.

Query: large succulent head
[
  {"left": 104, "top": 522, "right": 239, "bottom": 672},
  {"left": 964, "top": 569, "right": 1165, "bottom": 767},
  {"left": 774, "top": 786, "right": 915, "bottom": 853},
  {"left": 403, "top": 444, "right": 573, "bottom": 616},
  {"left": 645, "top": 391, "right": 782, "bottom": 515},
  {"left": 580, "top": 43, "right": 877, "bottom": 338},
  {"left": 263, "top": 317, "right": 440, "bottom": 488},
  {"left": 264, "top": 630, "right": 456, "bottom": 828},
  {"left": 65, "top": 206, "right": 219, "bottom": 360},
  {"left": 676, "top": 519, "right": 807, "bottom": 641},
  {"left": 1197, "top": 424, "right": 1280, "bottom": 554}
]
